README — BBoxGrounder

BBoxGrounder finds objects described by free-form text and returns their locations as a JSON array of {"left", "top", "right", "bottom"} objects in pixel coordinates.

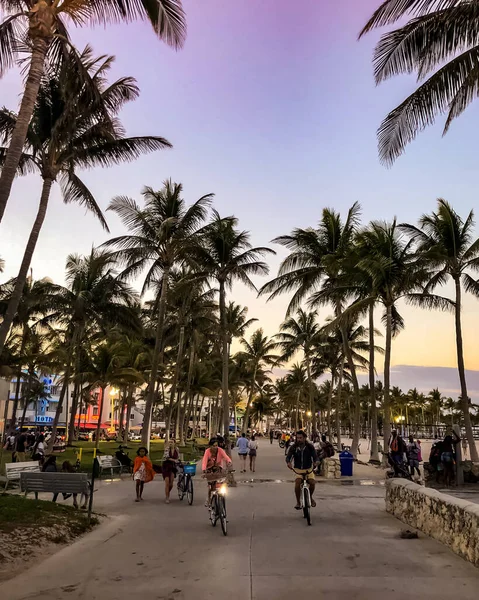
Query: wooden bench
[
  {"left": 4, "top": 461, "right": 41, "bottom": 491},
  {"left": 97, "top": 455, "right": 122, "bottom": 479},
  {"left": 20, "top": 472, "right": 90, "bottom": 500}
]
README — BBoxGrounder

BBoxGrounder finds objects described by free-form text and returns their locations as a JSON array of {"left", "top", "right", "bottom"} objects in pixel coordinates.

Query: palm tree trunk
[
  {"left": 169, "top": 324, "right": 186, "bottom": 422},
  {"left": 95, "top": 386, "right": 106, "bottom": 450},
  {"left": 67, "top": 379, "right": 80, "bottom": 445},
  {"left": 19, "top": 369, "right": 34, "bottom": 429},
  {"left": 454, "top": 278, "right": 478, "bottom": 461},
  {"left": 0, "top": 37, "right": 49, "bottom": 223},
  {"left": 336, "top": 360, "right": 344, "bottom": 449},
  {"left": 124, "top": 385, "right": 134, "bottom": 443},
  {"left": 369, "top": 302, "right": 380, "bottom": 463},
  {"left": 8, "top": 329, "right": 27, "bottom": 433},
  {"left": 340, "top": 321, "right": 361, "bottom": 457},
  {"left": 383, "top": 304, "right": 393, "bottom": 463},
  {"left": 219, "top": 280, "right": 230, "bottom": 446},
  {"left": 327, "top": 375, "right": 334, "bottom": 439},
  {"left": 242, "top": 364, "right": 258, "bottom": 434},
  {"left": 305, "top": 355, "right": 316, "bottom": 435},
  {"left": 0, "top": 178, "right": 53, "bottom": 354},
  {"left": 142, "top": 266, "right": 170, "bottom": 448}
]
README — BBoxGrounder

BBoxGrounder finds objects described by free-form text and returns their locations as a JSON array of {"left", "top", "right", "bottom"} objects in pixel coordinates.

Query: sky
[{"left": 1, "top": 0, "right": 479, "bottom": 397}]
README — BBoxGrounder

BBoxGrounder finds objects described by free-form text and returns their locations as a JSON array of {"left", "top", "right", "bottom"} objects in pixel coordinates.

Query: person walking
[
  {"left": 162, "top": 439, "right": 179, "bottom": 504},
  {"left": 269, "top": 429, "right": 274, "bottom": 445},
  {"left": 15, "top": 430, "right": 27, "bottom": 462},
  {"left": 248, "top": 434, "right": 258, "bottom": 472},
  {"left": 133, "top": 447, "right": 155, "bottom": 502},
  {"left": 406, "top": 435, "right": 421, "bottom": 479},
  {"left": 236, "top": 433, "right": 249, "bottom": 473}
]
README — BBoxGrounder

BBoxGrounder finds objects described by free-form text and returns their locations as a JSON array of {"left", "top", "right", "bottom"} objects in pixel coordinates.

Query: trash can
[{"left": 339, "top": 451, "right": 354, "bottom": 477}]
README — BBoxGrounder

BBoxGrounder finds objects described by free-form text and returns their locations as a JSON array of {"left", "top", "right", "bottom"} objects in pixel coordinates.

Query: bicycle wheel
[
  {"left": 186, "top": 475, "right": 194, "bottom": 505},
  {"left": 210, "top": 495, "right": 218, "bottom": 527},
  {"left": 177, "top": 474, "right": 185, "bottom": 501},
  {"left": 218, "top": 495, "right": 228, "bottom": 536},
  {"left": 303, "top": 486, "right": 311, "bottom": 526}
]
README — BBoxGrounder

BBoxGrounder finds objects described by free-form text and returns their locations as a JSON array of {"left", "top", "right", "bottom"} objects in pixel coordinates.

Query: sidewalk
[{"left": 2, "top": 440, "right": 479, "bottom": 599}]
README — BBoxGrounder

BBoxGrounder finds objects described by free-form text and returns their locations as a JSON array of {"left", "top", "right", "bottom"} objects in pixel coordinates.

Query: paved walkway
[{"left": 2, "top": 440, "right": 479, "bottom": 600}]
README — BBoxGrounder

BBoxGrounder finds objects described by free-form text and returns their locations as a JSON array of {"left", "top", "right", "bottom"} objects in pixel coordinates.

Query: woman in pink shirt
[{"left": 202, "top": 438, "right": 232, "bottom": 506}]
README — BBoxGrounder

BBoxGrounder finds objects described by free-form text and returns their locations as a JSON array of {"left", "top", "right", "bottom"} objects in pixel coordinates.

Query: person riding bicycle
[
  {"left": 285, "top": 430, "right": 318, "bottom": 510},
  {"left": 202, "top": 437, "right": 232, "bottom": 506}
]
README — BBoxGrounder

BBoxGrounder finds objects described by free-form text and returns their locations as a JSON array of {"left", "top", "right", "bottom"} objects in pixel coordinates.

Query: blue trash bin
[{"left": 339, "top": 451, "right": 354, "bottom": 477}]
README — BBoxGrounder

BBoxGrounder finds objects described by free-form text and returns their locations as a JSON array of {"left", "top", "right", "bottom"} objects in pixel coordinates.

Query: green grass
[
  {"left": 0, "top": 494, "right": 98, "bottom": 536},
  {"left": 1, "top": 439, "right": 209, "bottom": 475}
]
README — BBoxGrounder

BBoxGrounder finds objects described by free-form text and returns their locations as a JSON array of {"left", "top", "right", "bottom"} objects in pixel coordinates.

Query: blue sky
[{"left": 1, "top": 0, "right": 479, "bottom": 395}]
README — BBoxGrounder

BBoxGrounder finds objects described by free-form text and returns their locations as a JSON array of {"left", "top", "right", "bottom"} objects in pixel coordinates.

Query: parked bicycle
[
  {"left": 177, "top": 461, "right": 196, "bottom": 505},
  {"left": 292, "top": 468, "right": 313, "bottom": 526}
]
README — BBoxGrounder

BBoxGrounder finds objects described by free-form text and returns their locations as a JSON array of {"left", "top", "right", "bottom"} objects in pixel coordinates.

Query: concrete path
[{"left": 2, "top": 440, "right": 479, "bottom": 600}]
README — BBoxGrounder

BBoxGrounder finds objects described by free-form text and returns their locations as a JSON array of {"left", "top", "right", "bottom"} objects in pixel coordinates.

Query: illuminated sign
[{"left": 35, "top": 416, "right": 54, "bottom": 423}]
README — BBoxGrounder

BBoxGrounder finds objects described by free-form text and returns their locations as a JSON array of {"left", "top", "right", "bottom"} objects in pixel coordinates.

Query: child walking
[{"left": 133, "top": 446, "right": 155, "bottom": 502}]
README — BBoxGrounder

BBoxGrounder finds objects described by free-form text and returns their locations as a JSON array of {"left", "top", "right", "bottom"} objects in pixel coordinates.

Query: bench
[
  {"left": 20, "top": 472, "right": 90, "bottom": 500},
  {"left": 4, "top": 461, "right": 41, "bottom": 491},
  {"left": 97, "top": 455, "right": 123, "bottom": 479}
]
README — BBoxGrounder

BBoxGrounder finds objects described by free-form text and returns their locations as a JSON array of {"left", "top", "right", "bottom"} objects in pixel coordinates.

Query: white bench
[
  {"left": 4, "top": 461, "right": 41, "bottom": 491},
  {"left": 97, "top": 455, "right": 122, "bottom": 479}
]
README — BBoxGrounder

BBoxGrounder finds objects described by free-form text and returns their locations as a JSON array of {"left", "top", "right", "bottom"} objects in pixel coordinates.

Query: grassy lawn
[
  {"left": 0, "top": 494, "right": 98, "bottom": 537},
  {"left": 1, "top": 439, "right": 208, "bottom": 475}
]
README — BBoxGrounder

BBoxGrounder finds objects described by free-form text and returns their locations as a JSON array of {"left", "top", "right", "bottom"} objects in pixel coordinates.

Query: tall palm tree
[
  {"left": 359, "top": 0, "right": 479, "bottom": 164},
  {"left": 275, "top": 308, "right": 320, "bottom": 432},
  {"left": 0, "top": 47, "right": 170, "bottom": 355},
  {"left": 0, "top": 276, "right": 56, "bottom": 430},
  {"left": 46, "top": 249, "right": 140, "bottom": 446},
  {"left": 401, "top": 199, "right": 479, "bottom": 460},
  {"left": 81, "top": 340, "right": 143, "bottom": 449},
  {"left": 194, "top": 211, "right": 274, "bottom": 444},
  {"left": 284, "top": 363, "right": 309, "bottom": 431},
  {"left": 104, "top": 181, "right": 213, "bottom": 447},
  {"left": 353, "top": 219, "right": 445, "bottom": 456},
  {"left": 0, "top": 0, "right": 186, "bottom": 221},
  {"left": 261, "top": 203, "right": 364, "bottom": 456},
  {"left": 238, "top": 328, "right": 278, "bottom": 433}
]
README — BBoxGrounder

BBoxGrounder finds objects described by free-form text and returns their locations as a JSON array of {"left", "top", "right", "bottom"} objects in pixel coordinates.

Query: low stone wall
[
  {"left": 320, "top": 457, "right": 341, "bottom": 479},
  {"left": 386, "top": 479, "right": 479, "bottom": 567}
]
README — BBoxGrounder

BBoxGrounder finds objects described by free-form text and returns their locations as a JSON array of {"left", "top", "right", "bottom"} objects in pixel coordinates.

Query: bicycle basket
[
  {"left": 183, "top": 463, "right": 197, "bottom": 475},
  {"left": 205, "top": 470, "right": 224, "bottom": 482}
]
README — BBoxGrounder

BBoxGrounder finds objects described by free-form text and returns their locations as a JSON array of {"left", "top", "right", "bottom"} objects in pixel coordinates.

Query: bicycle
[
  {"left": 292, "top": 468, "right": 313, "bottom": 526},
  {"left": 177, "top": 462, "right": 196, "bottom": 505},
  {"left": 205, "top": 470, "right": 234, "bottom": 536}
]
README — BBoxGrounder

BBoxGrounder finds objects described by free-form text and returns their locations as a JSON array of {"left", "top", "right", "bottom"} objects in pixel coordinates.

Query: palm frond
[{"left": 59, "top": 171, "right": 109, "bottom": 231}]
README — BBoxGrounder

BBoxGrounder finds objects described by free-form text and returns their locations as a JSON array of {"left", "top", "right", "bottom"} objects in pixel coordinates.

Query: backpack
[{"left": 324, "top": 442, "right": 335, "bottom": 458}]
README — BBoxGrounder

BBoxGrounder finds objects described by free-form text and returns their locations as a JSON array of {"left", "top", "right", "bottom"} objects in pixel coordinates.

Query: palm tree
[
  {"left": 81, "top": 340, "right": 143, "bottom": 449},
  {"left": 275, "top": 309, "right": 320, "bottom": 433},
  {"left": 46, "top": 249, "right": 140, "bottom": 447},
  {"left": 104, "top": 181, "right": 213, "bottom": 447},
  {"left": 238, "top": 328, "right": 278, "bottom": 433},
  {"left": 0, "top": 276, "right": 56, "bottom": 430},
  {"left": 401, "top": 200, "right": 479, "bottom": 460},
  {"left": 353, "top": 219, "right": 448, "bottom": 455},
  {"left": 359, "top": 1, "right": 479, "bottom": 164},
  {"left": 0, "top": 48, "right": 170, "bottom": 356},
  {"left": 261, "top": 203, "right": 364, "bottom": 456},
  {"left": 0, "top": 0, "right": 186, "bottom": 222},
  {"left": 194, "top": 211, "right": 274, "bottom": 444},
  {"left": 284, "top": 363, "right": 309, "bottom": 431}
]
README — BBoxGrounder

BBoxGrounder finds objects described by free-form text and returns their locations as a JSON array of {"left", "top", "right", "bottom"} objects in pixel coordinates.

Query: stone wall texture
[
  {"left": 386, "top": 479, "right": 479, "bottom": 567},
  {"left": 320, "top": 458, "right": 341, "bottom": 479}
]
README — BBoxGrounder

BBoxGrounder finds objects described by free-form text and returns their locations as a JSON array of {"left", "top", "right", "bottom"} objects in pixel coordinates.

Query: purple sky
[{"left": 1, "top": 0, "right": 479, "bottom": 395}]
